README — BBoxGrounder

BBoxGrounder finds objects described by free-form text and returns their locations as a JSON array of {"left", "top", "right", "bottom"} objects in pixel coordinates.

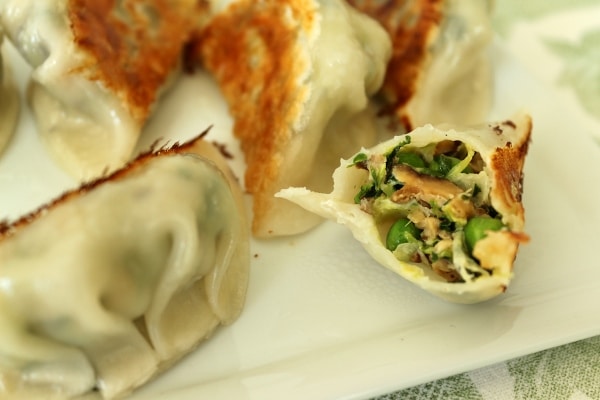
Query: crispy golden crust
[
  {"left": 68, "top": 0, "right": 201, "bottom": 122},
  {"left": 489, "top": 118, "right": 533, "bottom": 230},
  {"left": 189, "top": 0, "right": 317, "bottom": 232},
  {"left": 346, "top": 0, "right": 444, "bottom": 129},
  {"left": 0, "top": 129, "right": 217, "bottom": 240}
]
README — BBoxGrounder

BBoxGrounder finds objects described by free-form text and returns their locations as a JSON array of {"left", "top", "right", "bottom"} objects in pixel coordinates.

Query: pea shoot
[{"left": 396, "top": 152, "right": 426, "bottom": 169}]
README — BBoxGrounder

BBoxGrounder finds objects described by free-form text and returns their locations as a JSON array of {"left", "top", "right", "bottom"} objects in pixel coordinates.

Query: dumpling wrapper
[
  {"left": 347, "top": 0, "right": 494, "bottom": 129},
  {"left": 0, "top": 0, "right": 201, "bottom": 180},
  {"left": 189, "top": 0, "right": 391, "bottom": 237},
  {"left": 277, "top": 113, "right": 532, "bottom": 304},
  {"left": 0, "top": 131, "right": 250, "bottom": 399},
  {"left": 0, "top": 31, "right": 19, "bottom": 155}
]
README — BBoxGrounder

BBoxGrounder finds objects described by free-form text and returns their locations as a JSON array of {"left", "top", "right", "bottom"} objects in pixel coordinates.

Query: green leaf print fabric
[
  {"left": 493, "top": 0, "right": 598, "bottom": 35},
  {"left": 494, "top": 0, "right": 600, "bottom": 142},
  {"left": 509, "top": 336, "right": 600, "bottom": 400},
  {"left": 377, "top": 374, "right": 483, "bottom": 400},
  {"left": 546, "top": 30, "right": 600, "bottom": 121},
  {"left": 375, "top": 337, "right": 600, "bottom": 400}
]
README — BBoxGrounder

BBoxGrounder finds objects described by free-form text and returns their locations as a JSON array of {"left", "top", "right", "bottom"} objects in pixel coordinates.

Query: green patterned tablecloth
[
  {"left": 373, "top": 1, "right": 600, "bottom": 399},
  {"left": 376, "top": 336, "right": 600, "bottom": 400}
]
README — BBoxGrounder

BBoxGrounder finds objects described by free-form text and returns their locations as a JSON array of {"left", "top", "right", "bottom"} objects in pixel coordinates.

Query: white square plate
[{"left": 1, "top": 38, "right": 599, "bottom": 400}]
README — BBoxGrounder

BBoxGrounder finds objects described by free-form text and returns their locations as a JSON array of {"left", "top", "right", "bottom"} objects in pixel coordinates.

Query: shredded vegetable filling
[{"left": 352, "top": 137, "right": 505, "bottom": 283}]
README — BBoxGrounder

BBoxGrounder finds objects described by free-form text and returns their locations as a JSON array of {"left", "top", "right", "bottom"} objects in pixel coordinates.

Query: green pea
[
  {"left": 396, "top": 152, "right": 426, "bottom": 169},
  {"left": 386, "top": 218, "right": 421, "bottom": 251},
  {"left": 464, "top": 216, "right": 505, "bottom": 252}
]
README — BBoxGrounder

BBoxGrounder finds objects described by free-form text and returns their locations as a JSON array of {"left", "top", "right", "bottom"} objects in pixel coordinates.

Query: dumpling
[
  {"left": 188, "top": 0, "right": 392, "bottom": 237},
  {"left": 346, "top": 0, "right": 494, "bottom": 129},
  {"left": 0, "top": 0, "right": 201, "bottom": 180},
  {"left": 277, "top": 113, "right": 532, "bottom": 304},
  {"left": 0, "top": 30, "right": 19, "bottom": 155},
  {"left": 0, "top": 131, "right": 250, "bottom": 399}
]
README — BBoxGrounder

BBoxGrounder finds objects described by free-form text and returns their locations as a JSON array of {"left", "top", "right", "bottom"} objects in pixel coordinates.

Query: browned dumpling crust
[
  {"left": 190, "top": 0, "right": 316, "bottom": 216},
  {"left": 187, "top": 0, "right": 391, "bottom": 237},
  {"left": 346, "top": 0, "right": 444, "bottom": 127},
  {"left": 0, "top": 0, "right": 206, "bottom": 179},
  {"left": 68, "top": 0, "right": 202, "bottom": 123},
  {"left": 347, "top": 0, "right": 494, "bottom": 130}
]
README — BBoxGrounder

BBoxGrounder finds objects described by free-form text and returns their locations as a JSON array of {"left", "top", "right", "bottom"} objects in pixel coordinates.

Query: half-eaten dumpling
[
  {"left": 0, "top": 131, "right": 250, "bottom": 399},
  {"left": 346, "top": 0, "right": 494, "bottom": 129},
  {"left": 277, "top": 113, "right": 532, "bottom": 303},
  {"left": 0, "top": 0, "right": 201, "bottom": 180},
  {"left": 0, "top": 30, "right": 19, "bottom": 155},
  {"left": 188, "top": 0, "right": 391, "bottom": 237}
]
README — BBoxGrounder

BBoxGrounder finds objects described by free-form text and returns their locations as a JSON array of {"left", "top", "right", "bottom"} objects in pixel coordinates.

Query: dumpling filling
[
  {"left": 351, "top": 137, "right": 504, "bottom": 283},
  {"left": 277, "top": 113, "right": 531, "bottom": 303}
]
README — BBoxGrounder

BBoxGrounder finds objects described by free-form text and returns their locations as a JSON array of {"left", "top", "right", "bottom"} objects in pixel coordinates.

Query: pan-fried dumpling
[
  {"left": 0, "top": 31, "right": 19, "bottom": 155},
  {"left": 0, "top": 0, "right": 201, "bottom": 180},
  {"left": 0, "top": 132, "right": 250, "bottom": 399},
  {"left": 189, "top": 0, "right": 391, "bottom": 237},
  {"left": 277, "top": 113, "right": 532, "bottom": 304},
  {"left": 347, "top": 0, "right": 494, "bottom": 129}
]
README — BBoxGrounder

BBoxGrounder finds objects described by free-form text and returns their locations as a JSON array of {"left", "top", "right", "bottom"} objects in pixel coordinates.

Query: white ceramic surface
[{"left": 1, "top": 38, "right": 599, "bottom": 400}]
